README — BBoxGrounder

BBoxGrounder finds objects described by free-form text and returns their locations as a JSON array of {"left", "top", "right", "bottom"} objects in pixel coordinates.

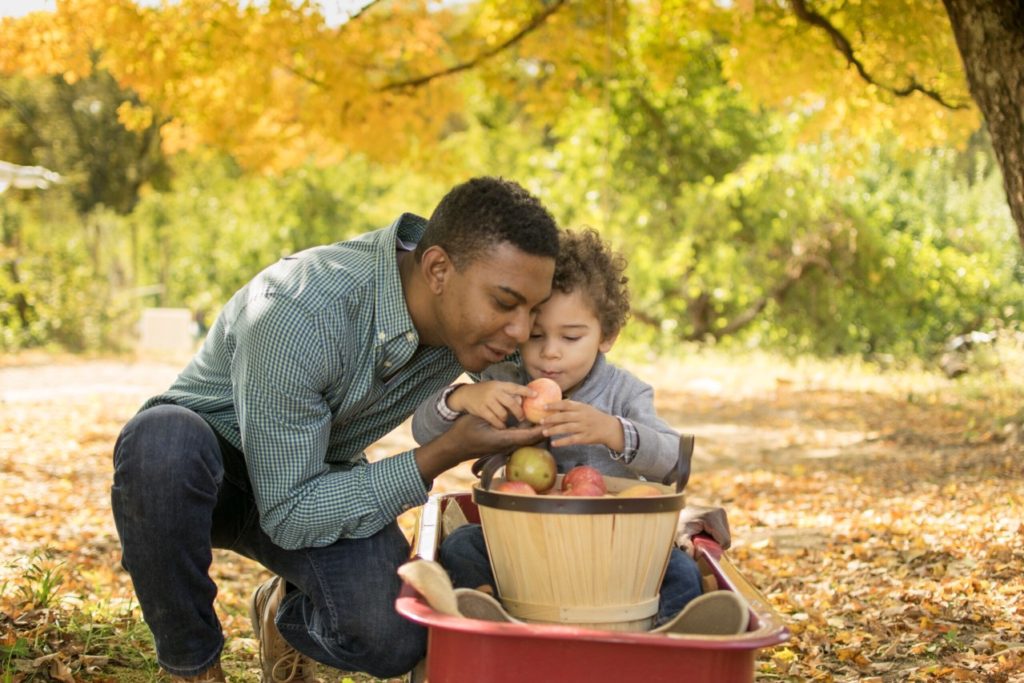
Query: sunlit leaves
[{"left": 0, "top": 0, "right": 983, "bottom": 169}]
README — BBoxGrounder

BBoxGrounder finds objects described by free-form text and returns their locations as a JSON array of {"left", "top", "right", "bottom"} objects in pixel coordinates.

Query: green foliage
[
  {"left": 0, "top": 30, "right": 1019, "bottom": 360},
  {"left": 0, "top": 68, "right": 170, "bottom": 215},
  {"left": 435, "top": 30, "right": 1022, "bottom": 359},
  {"left": 124, "top": 152, "right": 446, "bottom": 314}
]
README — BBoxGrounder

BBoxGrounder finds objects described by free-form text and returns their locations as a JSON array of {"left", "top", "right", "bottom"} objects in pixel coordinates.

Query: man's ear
[
  {"left": 420, "top": 245, "right": 453, "bottom": 295},
  {"left": 599, "top": 330, "right": 619, "bottom": 353}
]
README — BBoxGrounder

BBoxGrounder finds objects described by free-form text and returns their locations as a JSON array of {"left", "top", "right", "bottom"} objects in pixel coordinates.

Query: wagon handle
[
  {"left": 471, "top": 452, "right": 510, "bottom": 491},
  {"left": 661, "top": 434, "right": 693, "bottom": 493}
]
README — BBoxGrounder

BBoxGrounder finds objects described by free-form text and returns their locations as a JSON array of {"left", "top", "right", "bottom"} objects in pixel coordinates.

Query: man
[{"left": 111, "top": 177, "right": 560, "bottom": 682}]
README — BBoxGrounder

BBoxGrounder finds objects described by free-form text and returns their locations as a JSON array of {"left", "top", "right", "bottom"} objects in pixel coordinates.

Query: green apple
[{"left": 506, "top": 446, "right": 557, "bottom": 493}]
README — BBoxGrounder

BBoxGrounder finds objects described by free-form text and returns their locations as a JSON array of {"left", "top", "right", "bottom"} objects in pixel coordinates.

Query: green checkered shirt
[{"left": 143, "top": 214, "right": 464, "bottom": 549}]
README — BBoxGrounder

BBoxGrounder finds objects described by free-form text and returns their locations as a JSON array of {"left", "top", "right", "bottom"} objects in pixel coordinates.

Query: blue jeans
[
  {"left": 439, "top": 523, "right": 703, "bottom": 626},
  {"left": 110, "top": 404, "right": 424, "bottom": 678}
]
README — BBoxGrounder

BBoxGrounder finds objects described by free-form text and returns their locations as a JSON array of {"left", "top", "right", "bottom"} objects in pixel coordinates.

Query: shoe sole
[{"left": 652, "top": 590, "right": 750, "bottom": 636}]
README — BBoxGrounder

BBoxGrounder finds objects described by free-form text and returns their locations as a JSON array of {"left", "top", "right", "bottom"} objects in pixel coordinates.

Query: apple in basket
[
  {"left": 521, "top": 377, "right": 562, "bottom": 424},
  {"left": 506, "top": 445, "right": 557, "bottom": 493},
  {"left": 561, "top": 465, "right": 607, "bottom": 494},
  {"left": 564, "top": 481, "right": 606, "bottom": 497},
  {"left": 617, "top": 483, "right": 663, "bottom": 497},
  {"left": 493, "top": 480, "right": 537, "bottom": 496}
]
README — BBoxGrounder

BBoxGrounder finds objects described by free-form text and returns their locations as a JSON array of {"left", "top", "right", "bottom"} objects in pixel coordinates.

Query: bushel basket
[{"left": 472, "top": 437, "right": 693, "bottom": 632}]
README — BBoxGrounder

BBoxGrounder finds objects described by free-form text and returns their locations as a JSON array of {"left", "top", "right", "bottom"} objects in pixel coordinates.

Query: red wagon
[{"left": 396, "top": 492, "right": 790, "bottom": 683}]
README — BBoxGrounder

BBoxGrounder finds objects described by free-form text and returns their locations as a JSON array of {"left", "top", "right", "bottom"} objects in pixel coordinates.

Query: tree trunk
[{"left": 942, "top": 0, "right": 1024, "bottom": 248}]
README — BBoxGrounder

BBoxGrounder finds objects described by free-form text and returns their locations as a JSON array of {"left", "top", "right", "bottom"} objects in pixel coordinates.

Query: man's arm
[{"left": 413, "top": 414, "right": 545, "bottom": 483}]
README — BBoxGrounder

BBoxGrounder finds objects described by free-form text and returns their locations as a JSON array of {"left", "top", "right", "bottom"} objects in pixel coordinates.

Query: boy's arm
[
  {"left": 617, "top": 383, "right": 682, "bottom": 482},
  {"left": 410, "top": 384, "right": 466, "bottom": 446},
  {"left": 410, "top": 361, "right": 528, "bottom": 444}
]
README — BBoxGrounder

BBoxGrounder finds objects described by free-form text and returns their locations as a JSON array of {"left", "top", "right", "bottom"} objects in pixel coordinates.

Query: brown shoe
[
  {"left": 170, "top": 661, "right": 226, "bottom": 682},
  {"left": 250, "top": 576, "right": 316, "bottom": 683}
]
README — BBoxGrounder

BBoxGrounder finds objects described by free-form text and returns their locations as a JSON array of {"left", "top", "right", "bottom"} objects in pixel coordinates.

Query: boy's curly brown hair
[{"left": 551, "top": 228, "right": 630, "bottom": 340}]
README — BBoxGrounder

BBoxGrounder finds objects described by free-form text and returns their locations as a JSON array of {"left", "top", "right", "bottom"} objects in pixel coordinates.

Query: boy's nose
[{"left": 541, "top": 341, "right": 560, "bottom": 358}]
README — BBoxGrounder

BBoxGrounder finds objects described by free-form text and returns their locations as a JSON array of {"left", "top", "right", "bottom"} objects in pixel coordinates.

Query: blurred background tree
[{"left": 0, "top": 0, "right": 1020, "bottom": 360}]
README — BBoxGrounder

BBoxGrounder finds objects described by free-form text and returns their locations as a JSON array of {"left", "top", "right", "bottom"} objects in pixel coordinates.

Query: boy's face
[
  {"left": 520, "top": 290, "right": 614, "bottom": 395},
  {"left": 431, "top": 242, "right": 554, "bottom": 373}
]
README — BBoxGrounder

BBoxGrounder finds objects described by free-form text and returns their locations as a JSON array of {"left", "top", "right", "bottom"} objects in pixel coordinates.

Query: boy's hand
[
  {"left": 675, "top": 505, "right": 732, "bottom": 557},
  {"left": 540, "top": 400, "right": 625, "bottom": 452},
  {"left": 447, "top": 381, "right": 534, "bottom": 429}
]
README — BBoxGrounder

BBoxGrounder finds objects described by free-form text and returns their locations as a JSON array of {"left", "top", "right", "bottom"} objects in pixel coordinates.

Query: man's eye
[
  {"left": 529, "top": 333, "right": 543, "bottom": 340},
  {"left": 494, "top": 298, "right": 516, "bottom": 311}
]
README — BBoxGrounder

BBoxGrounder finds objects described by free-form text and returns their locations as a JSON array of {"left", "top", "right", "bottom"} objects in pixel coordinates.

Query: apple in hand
[
  {"left": 561, "top": 465, "right": 607, "bottom": 494},
  {"left": 506, "top": 445, "right": 557, "bottom": 493},
  {"left": 617, "top": 483, "right": 663, "bottom": 497},
  {"left": 494, "top": 480, "right": 537, "bottom": 495},
  {"left": 564, "top": 481, "right": 606, "bottom": 497},
  {"left": 521, "top": 377, "right": 562, "bottom": 424}
]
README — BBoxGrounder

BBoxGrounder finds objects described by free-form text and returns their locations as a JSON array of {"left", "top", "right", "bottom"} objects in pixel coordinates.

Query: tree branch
[
  {"left": 379, "top": 0, "right": 568, "bottom": 92},
  {"left": 788, "top": 0, "right": 970, "bottom": 110},
  {"left": 339, "top": 0, "right": 383, "bottom": 26}
]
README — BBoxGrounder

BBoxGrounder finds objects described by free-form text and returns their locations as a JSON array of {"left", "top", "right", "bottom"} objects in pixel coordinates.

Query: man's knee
[{"left": 114, "top": 405, "right": 222, "bottom": 485}]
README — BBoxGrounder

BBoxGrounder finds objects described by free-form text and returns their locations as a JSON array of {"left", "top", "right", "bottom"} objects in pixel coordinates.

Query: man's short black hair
[{"left": 415, "top": 177, "right": 559, "bottom": 267}]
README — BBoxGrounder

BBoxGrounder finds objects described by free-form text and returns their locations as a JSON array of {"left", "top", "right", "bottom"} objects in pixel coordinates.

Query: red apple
[
  {"left": 561, "top": 465, "right": 607, "bottom": 494},
  {"left": 506, "top": 445, "right": 557, "bottom": 493},
  {"left": 521, "top": 377, "right": 562, "bottom": 424},
  {"left": 494, "top": 480, "right": 537, "bottom": 495},
  {"left": 564, "top": 481, "right": 606, "bottom": 497},
  {"left": 617, "top": 483, "right": 663, "bottom": 498}
]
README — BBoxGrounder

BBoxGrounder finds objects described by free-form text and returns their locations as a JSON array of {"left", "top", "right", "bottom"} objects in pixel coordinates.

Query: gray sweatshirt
[{"left": 411, "top": 353, "right": 680, "bottom": 482}]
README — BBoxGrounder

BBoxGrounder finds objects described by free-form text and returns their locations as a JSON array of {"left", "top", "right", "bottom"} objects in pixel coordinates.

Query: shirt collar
[{"left": 373, "top": 213, "right": 426, "bottom": 352}]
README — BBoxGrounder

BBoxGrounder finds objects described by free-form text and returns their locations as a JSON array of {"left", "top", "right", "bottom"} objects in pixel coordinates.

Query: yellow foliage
[{"left": 0, "top": 0, "right": 982, "bottom": 169}]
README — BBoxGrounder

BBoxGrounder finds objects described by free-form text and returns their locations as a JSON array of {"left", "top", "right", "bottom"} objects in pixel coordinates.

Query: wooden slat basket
[{"left": 471, "top": 438, "right": 693, "bottom": 633}]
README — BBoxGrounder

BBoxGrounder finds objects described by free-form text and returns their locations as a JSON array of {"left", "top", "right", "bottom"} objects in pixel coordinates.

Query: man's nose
[{"left": 506, "top": 309, "right": 532, "bottom": 343}]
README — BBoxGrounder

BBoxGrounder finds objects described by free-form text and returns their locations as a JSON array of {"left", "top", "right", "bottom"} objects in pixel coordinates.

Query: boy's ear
[
  {"left": 420, "top": 245, "right": 453, "bottom": 294},
  {"left": 598, "top": 331, "right": 619, "bottom": 353}
]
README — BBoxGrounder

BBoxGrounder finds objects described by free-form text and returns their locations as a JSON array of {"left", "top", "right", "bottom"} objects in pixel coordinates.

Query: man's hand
[
  {"left": 675, "top": 505, "right": 731, "bottom": 557},
  {"left": 413, "top": 414, "right": 545, "bottom": 483},
  {"left": 539, "top": 399, "right": 624, "bottom": 451},
  {"left": 447, "top": 381, "right": 533, "bottom": 429}
]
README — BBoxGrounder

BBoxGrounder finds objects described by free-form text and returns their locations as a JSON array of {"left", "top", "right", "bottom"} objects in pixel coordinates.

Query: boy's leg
[
  {"left": 236, "top": 520, "right": 427, "bottom": 680},
  {"left": 111, "top": 405, "right": 229, "bottom": 677},
  {"left": 656, "top": 547, "right": 704, "bottom": 626},
  {"left": 437, "top": 524, "right": 497, "bottom": 594}
]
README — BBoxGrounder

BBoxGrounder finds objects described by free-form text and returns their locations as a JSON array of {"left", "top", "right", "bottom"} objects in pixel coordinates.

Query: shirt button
[
  {"left": 383, "top": 361, "right": 392, "bottom": 368},
  {"left": 378, "top": 331, "right": 387, "bottom": 341},
  {"left": 405, "top": 332, "right": 415, "bottom": 343}
]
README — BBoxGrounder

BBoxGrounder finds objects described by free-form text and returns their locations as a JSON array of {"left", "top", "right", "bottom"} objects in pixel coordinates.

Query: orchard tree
[{"left": 1, "top": 0, "right": 1022, "bottom": 247}]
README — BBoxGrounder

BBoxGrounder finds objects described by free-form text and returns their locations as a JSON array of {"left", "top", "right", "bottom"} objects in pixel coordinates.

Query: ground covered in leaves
[{"left": 1, "top": 350, "right": 1022, "bottom": 682}]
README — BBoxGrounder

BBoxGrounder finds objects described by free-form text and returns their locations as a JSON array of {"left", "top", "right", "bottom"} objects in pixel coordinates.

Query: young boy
[{"left": 412, "top": 228, "right": 735, "bottom": 629}]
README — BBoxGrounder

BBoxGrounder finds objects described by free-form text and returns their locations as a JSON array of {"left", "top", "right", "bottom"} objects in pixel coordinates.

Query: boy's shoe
[
  {"left": 170, "top": 661, "right": 226, "bottom": 682},
  {"left": 454, "top": 588, "right": 523, "bottom": 624},
  {"left": 250, "top": 576, "right": 316, "bottom": 683},
  {"left": 651, "top": 590, "right": 750, "bottom": 636}
]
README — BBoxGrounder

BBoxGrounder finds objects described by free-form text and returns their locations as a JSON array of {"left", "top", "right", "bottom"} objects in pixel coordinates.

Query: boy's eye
[{"left": 563, "top": 336, "right": 581, "bottom": 342}]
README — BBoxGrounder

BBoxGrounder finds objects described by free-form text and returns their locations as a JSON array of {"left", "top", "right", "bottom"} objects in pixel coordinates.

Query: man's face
[{"left": 434, "top": 243, "right": 555, "bottom": 373}]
